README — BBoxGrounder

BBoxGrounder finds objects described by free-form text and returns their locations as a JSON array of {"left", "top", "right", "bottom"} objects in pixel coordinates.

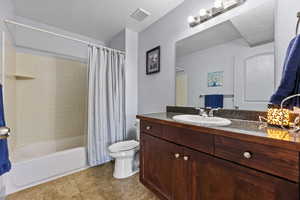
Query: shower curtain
[
  {"left": 0, "top": 177, "right": 4, "bottom": 200},
  {"left": 87, "top": 46, "right": 126, "bottom": 166}
]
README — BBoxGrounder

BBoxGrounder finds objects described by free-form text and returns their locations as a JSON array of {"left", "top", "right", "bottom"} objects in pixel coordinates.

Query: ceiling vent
[{"left": 130, "top": 8, "right": 151, "bottom": 22}]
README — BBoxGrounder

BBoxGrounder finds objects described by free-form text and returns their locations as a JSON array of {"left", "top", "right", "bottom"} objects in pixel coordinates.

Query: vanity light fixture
[
  {"left": 199, "top": 9, "right": 210, "bottom": 21},
  {"left": 212, "top": 0, "right": 224, "bottom": 15},
  {"left": 187, "top": 16, "right": 195, "bottom": 23},
  {"left": 214, "top": 0, "right": 224, "bottom": 9},
  {"left": 188, "top": 0, "right": 246, "bottom": 28},
  {"left": 223, "top": 0, "right": 242, "bottom": 9}
]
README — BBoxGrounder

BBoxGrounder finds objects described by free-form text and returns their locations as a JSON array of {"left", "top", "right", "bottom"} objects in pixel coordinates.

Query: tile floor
[{"left": 7, "top": 162, "right": 158, "bottom": 200}]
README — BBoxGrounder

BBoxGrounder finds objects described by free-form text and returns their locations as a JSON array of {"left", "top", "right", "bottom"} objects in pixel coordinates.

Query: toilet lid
[{"left": 109, "top": 140, "right": 139, "bottom": 153}]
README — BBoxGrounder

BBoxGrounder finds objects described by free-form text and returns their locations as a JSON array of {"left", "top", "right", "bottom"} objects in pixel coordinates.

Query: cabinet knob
[
  {"left": 183, "top": 156, "right": 189, "bottom": 161},
  {"left": 243, "top": 151, "right": 252, "bottom": 159},
  {"left": 146, "top": 126, "right": 152, "bottom": 130},
  {"left": 0, "top": 126, "right": 10, "bottom": 140},
  {"left": 174, "top": 153, "right": 180, "bottom": 159}
]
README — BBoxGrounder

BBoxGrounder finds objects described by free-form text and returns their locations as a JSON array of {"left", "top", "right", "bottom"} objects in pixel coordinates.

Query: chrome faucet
[
  {"left": 195, "top": 108, "right": 208, "bottom": 117},
  {"left": 208, "top": 108, "right": 220, "bottom": 117}
]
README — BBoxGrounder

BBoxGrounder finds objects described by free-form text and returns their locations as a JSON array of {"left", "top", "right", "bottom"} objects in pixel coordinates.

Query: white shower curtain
[{"left": 87, "top": 46, "right": 126, "bottom": 166}]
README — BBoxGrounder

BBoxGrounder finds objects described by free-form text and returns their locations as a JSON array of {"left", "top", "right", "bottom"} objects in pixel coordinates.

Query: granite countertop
[{"left": 137, "top": 112, "right": 300, "bottom": 146}]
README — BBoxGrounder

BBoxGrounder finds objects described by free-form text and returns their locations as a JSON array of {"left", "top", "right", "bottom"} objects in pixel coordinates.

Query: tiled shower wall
[
  {"left": 3, "top": 33, "right": 17, "bottom": 156},
  {"left": 14, "top": 52, "right": 87, "bottom": 151}
]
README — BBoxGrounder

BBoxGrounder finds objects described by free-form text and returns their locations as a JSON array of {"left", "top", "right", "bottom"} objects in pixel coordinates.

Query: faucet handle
[
  {"left": 208, "top": 108, "right": 220, "bottom": 117},
  {"left": 195, "top": 108, "right": 208, "bottom": 117}
]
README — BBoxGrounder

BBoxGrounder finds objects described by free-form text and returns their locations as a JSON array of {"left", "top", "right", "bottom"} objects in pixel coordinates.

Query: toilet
[{"left": 108, "top": 120, "right": 140, "bottom": 179}]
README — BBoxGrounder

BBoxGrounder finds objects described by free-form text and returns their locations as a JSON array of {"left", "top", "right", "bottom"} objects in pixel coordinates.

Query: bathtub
[{"left": 5, "top": 136, "right": 88, "bottom": 195}]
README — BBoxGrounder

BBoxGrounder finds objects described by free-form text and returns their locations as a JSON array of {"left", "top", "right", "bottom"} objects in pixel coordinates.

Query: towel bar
[
  {"left": 199, "top": 94, "right": 234, "bottom": 98},
  {"left": 0, "top": 127, "right": 10, "bottom": 140}
]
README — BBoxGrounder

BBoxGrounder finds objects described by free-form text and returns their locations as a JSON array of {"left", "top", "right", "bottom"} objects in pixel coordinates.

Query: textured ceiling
[{"left": 13, "top": 0, "right": 184, "bottom": 43}]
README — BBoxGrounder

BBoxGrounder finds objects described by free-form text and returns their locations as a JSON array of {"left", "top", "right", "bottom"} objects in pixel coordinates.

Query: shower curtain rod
[{"left": 3, "top": 19, "right": 125, "bottom": 54}]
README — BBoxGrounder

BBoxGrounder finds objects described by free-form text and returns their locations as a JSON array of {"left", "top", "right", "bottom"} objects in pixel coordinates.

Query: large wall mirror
[{"left": 175, "top": 0, "right": 275, "bottom": 111}]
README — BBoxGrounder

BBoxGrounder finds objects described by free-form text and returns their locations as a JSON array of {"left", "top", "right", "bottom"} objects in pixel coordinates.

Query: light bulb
[
  {"left": 199, "top": 9, "right": 208, "bottom": 17},
  {"left": 214, "top": 0, "right": 224, "bottom": 9},
  {"left": 223, "top": 0, "right": 239, "bottom": 9},
  {"left": 187, "top": 16, "right": 196, "bottom": 24}
]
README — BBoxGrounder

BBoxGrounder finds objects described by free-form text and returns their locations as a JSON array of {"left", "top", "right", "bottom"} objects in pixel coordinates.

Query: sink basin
[{"left": 172, "top": 115, "right": 231, "bottom": 127}]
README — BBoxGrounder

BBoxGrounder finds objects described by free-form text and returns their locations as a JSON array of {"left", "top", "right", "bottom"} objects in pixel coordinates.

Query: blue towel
[
  {"left": 0, "top": 85, "right": 11, "bottom": 176},
  {"left": 205, "top": 95, "right": 224, "bottom": 108},
  {"left": 270, "top": 35, "right": 300, "bottom": 108}
]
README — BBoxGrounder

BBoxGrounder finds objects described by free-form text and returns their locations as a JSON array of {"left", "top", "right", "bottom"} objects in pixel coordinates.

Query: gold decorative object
[
  {"left": 266, "top": 128, "right": 290, "bottom": 141},
  {"left": 266, "top": 94, "right": 300, "bottom": 132},
  {"left": 267, "top": 108, "right": 295, "bottom": 127}
]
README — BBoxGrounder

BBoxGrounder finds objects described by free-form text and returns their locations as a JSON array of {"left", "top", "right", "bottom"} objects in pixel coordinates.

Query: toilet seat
[{"left": 109, "top": 140, "right": 139, "bottom": 153}]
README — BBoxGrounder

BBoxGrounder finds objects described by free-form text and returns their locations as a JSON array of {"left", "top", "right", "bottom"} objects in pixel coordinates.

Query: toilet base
[{"left": 113, "top": 157, "right": 139, "bottom": 179}]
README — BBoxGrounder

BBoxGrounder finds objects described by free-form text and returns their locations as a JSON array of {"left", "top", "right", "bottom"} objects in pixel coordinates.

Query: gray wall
[
  {"left": 275, "top": 0, "right": 300, "bottom": 85},
  {"left": 138, "top": 0, "right": 210, "bottom": 114},
  {"left": 138, "top": 0, "right": 288, "bottom": 114},
  {"left": 109, "top": 30, "right": 125, "bottom": 51},
  {"left": 177, "top": 39, "right": 238, "bottom": 109},
  {"left": 0, "top": 0, "right": 15, "bottom": 42},
  {"left": 109, "top": 29, "right": 138, "bottom": 139},
  {"left": 15, "top": 16, "right": 106, "bottom": 60},
  {"left": 177, "top": 39, "right": 274, "bottom": 109},
  {"left": 125, "top": 29, "right": 138, "bottom": 140}
]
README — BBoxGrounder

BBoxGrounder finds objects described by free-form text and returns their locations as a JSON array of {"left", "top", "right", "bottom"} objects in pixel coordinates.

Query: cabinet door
[
  {"left": 140, "top": 133, "right": 184, "bottom": 200},
  {"left": 185, "top": 148, "right": 299, "bottom": 200}
]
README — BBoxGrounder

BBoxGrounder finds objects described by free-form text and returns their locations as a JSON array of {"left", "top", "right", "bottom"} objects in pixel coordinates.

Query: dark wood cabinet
[
  {"left": 140, "top": 133, "right": 190, "bottom": 200},
  {"left": 139, "top": 120, "right": 300, "bottom": 200},
  {"left": 185, "top": 148, "right": 298, "bottom": 200},
  {"left": 215, "top": 136, "right": 299, "bottom": 182},
  {"left": 140, "top": 133, "right": 180, "bottom": 200}
]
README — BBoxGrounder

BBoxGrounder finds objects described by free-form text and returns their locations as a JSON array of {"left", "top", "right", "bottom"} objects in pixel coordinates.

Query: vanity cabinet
[
  {"left": 141, "top": 134, "right": 188, "bottom": 200},
  {"left": 186, "top": 148, "right": 298, "bottom": 200},
  {"left": 139, "top": 120, "right": 299, "bottom": 200}
]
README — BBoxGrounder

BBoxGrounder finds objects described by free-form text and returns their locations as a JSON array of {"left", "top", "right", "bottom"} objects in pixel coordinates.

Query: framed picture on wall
[
  {"left": 146, "top": 46, "right": 160, "bottom": 75},
  {"left": 208, "top": 71, "right": 224, "bottom": 87}
]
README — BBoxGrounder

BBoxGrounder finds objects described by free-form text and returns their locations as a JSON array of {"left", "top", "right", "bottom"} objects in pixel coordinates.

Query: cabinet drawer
[
  {"left": 160, "top": 126, "right": 214, "bottom": 154},
  {"left": 140, "top": 121, "right": 163, "bottom": 137},
  {"left": 179, "top": 129, "right": 214, "bottom": 154},
  {"left": 215, "top": 136, "right": 299, "bottom": 182}
]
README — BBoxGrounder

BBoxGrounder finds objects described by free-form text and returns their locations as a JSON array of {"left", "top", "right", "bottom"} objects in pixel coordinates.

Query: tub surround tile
[{"left": 7, "top": 162, "right": 158, "bottom": 200}]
